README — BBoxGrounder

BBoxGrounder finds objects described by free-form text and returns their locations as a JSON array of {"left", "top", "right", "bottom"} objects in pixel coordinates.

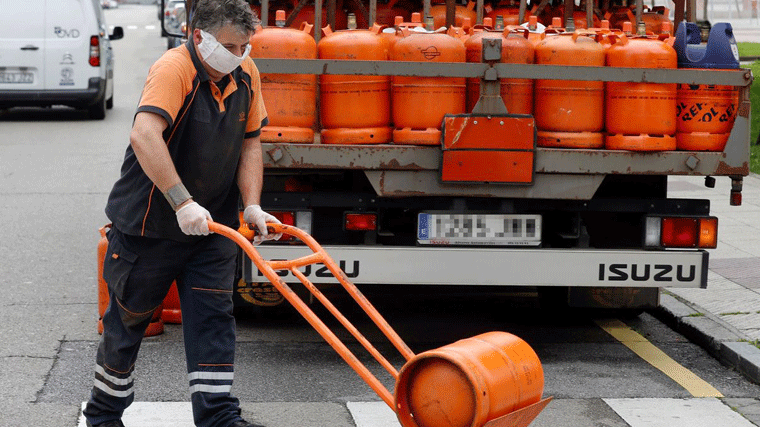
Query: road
[{"left": 0, "top": 4, "right": 759, "bottom": 427}]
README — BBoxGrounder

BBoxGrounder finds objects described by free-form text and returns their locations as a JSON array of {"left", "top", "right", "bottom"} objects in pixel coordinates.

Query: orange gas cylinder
[
  {"left": 277, "top": 0, "right": 348, "bottom": 29},
  {"left": 615, "top": 6, "right": 672, "bottom": 35},
  {"left": 381, "top": 26, "right": 404, "bottom": 49},
  {"left": 97, "top": 225, "right": 164, "bottom": 336},
  {"left": 552, "top": 5, "right": 601, "bottom": 30},
  {"left": 318, "top": 15, "right": 392, "bottom": 144},
  {"left": 487, "top": 1, "right": 537, "bottom": 26},
  {"left": 351, "top": 0, "right": 414, "bottom": 28},
  {"left": 676, "top": 85, "right": 739, "bottom": 151},
  {"left": 605, "top": 24, "right": 677, "bottom": 151},
  {"left": 674, "top": 22, "right": 740, "bottom": 151},
  {"left": 522, "top": 15, "right": 547, "bottom": 46},
  {"left": 392, "top": 20, "right": 467, "bottom": 145},
  {"left": 605, "top": 5, "right": 635, "bottom": 31},
  {"left": 465, "top": 27, "right": 534, "bottom": 115},
  {"left": 395, "top": 12, "right": 425, "bottom": 34},
  {"left": 447, "top": 17, "right": 473, "bottom": 42},
  {"left": 396, "top": 331, "right": 545, "bottom": 427},
  {"left": 534, "top": 31, "right": 605, "bottom": 148},
  {"left": 249, "top": 12, "right": 318, "bottom": 144},
  {"left": 429, "top": 0, "right": 477, "bottom": 30}
]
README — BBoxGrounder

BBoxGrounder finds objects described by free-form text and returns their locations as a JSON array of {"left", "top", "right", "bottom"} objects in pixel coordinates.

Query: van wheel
[
  {"left": 88, "top": 96, "right": 107, "bottom": 120},
  {"left": 106, "top": 96, "right": 114, "bottom": 110}
]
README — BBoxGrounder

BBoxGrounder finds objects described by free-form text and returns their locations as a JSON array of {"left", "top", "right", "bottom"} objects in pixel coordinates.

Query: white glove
[
  {"left": 176, "top": 201, "right": 212, "bottom": 236},
  {"left": 243, "top": 204, "right": 282, "bottom": 245}
]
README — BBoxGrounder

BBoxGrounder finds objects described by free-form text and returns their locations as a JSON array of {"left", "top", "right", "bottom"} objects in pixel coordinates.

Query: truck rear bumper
[
  {"left": 0, "top": 77, "right": 105, "bottom": 108},
  {"left": 245, "top": 246, "right": 708, "bottom": 289}
]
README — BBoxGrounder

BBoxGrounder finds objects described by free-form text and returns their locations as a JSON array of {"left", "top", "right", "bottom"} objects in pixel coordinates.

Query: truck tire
[{"left": 106, "top": 96, "right": 114, "bottom": 110}]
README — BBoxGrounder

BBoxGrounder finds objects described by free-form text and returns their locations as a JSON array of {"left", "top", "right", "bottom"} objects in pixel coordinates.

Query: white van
[{"left": 0, "top": 0, "right": 123, "bottom": 119}]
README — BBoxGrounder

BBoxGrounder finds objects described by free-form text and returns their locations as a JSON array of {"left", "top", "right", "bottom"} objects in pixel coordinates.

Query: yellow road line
[{"left": 595, "top": 318, "right": 723, "bottom": 398}]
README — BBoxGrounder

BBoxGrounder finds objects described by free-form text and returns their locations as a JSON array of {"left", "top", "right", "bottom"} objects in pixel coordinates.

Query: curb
[{"left": 651, "top": 293, "right": 760, "bottom": 385}]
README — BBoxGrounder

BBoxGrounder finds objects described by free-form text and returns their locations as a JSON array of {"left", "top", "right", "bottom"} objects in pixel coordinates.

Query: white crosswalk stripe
[
  {"left": 77, "top": 398, "right": 756, "bottom": 427},
  {"left": 78, "top": 402, "right": 194, "bottom": 427},
  {"left": 346, "top": 402, "right": 400, "bottom": 427},
  {"left": 604, "top": 398, "right": 758, "bottom": 427}
]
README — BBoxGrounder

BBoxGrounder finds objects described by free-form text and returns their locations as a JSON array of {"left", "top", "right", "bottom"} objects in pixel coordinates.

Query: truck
[{"left": 162, "top": 0, "right": 753, "bottom": 313}]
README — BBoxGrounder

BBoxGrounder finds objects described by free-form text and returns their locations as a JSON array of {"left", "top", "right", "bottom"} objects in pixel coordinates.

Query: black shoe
[
  {"left": 231, "top": 420, "right": 265, "bottom": 427},
  {"left": 86, "top": 421, "right": 124, "bottom": 427}
]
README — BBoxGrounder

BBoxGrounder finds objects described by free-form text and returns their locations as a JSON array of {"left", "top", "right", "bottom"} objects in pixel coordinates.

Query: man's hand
[
  {"left": 243, "top": 205, "right": 283, "bottom": 245},
  {"left": 176, "top": 201, "right": 213, "bottom": 235}
]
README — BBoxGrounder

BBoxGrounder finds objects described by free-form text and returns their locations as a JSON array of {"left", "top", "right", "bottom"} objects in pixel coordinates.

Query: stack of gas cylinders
[{"left": 249, "top": 6, "right": 740, "bottom": 151}]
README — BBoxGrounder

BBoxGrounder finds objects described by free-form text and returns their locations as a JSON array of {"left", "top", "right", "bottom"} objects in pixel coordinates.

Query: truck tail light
[
  {"left": 89, "top": 36, "right": 100, "bottom": 67},
  {"left": 345, "top": 213, "right": 377, "bottom": 231},
  {"left": 240, "top": 210, "right": 312, "bottom": 243},
  {"left": 645, "top": 216, "right": 718, "bottom": 249},
  {"left": 269, "top": 212, "right": 295, "bottom": 241}
]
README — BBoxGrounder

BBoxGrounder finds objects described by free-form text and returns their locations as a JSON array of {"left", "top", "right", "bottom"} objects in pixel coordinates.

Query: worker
[{"left": 83, "top": 1, "right": 278, "bottom": 426}]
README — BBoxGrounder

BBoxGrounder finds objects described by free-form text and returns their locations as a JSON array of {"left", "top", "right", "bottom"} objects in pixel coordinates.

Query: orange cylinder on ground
[
  {"left": 249, "top": 13, "right": 318, "bottom": 143},
  {"left": 605, "top": 29, "right": 678, "bottom": 151},
  {"left": 465, "top": 28, "right": 534, "bottom": 115},
  {"left": 161, "top": 282, "right": 182, "bottom": 324},
  {"left": 534, "top": 31, "right": 605, "bottom": 148},
  {"left": 318, "top": 17, "right": 393, "bottom": 144},
  {"left": 97, "top": 225, "right": 164, "bottom": 336},
  {"left": 395, "top": 331, "right": 544, "bottom": 427},
  {"left": 392, "top": 26, "right": 466, "bottom": 145}
]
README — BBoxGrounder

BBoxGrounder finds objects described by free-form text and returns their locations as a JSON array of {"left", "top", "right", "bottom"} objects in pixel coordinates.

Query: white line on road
[
  {"left": 347, "top": 402, "right": 401, "bottom": 427},
  {"left": 78, "top": 402, "right": 194, "bottom": 427},
  {"left": 604, "top": 398, "right": 757, "bottom": 427},
  {"left": 77, "top": 399, "right": 758, "bottom": 427}
]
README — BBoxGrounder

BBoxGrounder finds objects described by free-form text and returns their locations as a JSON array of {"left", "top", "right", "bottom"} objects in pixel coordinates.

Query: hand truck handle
[{"left": 208, "top": 221, "right": 414, "bottom": 410}]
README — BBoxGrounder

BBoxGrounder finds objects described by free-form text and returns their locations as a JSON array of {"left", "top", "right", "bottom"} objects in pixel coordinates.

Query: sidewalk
[{"left": 655, "top": 174, "right": 760, "bottom": 384}]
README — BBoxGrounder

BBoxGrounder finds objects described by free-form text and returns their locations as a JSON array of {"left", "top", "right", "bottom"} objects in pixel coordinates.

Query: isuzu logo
[
  {"left": 598, "top": 263, "right": 696, "bottom": 282},
  {"left": 258, "top": 260, "right": 360, "bottom": 279}
]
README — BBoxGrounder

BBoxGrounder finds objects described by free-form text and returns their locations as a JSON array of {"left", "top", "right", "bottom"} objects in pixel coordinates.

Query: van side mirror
[
  {"left": 161, "top": 0, "right": 187, "bottom": 38},
  {"left": 110, "top": 26, "right": 124, "bottom": 41}
]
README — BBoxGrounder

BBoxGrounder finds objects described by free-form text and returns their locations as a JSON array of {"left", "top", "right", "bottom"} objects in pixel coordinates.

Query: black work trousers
[{"left": 83, "top": 226, "right": 242, "bottom": 427}]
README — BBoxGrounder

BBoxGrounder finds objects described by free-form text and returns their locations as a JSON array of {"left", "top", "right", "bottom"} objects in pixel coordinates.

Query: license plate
[
  {"left": 0, "top": 72, "right": 34, "bottom": 84},
  {"left": 417, "top": 213, "right": 541, "bottom": 246}
]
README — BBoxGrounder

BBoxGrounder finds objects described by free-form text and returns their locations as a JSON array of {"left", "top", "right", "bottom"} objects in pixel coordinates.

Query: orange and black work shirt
[{"left": 105, "top": 39, "right": 268, "bottom": 242}]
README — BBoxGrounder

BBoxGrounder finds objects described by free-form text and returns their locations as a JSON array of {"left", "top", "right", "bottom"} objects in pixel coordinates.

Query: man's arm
[
  {"left": 131, "top": 111, "right": 211, "bottom": 235},
  {"left": 238, "top": 136, "right": 281, "bottom": 242},
  {"left": 236, "top": 135, "right": 264, "bottom": 208},
  {"left": 130, "top": 111, "right": 183, "bottom": 198}
]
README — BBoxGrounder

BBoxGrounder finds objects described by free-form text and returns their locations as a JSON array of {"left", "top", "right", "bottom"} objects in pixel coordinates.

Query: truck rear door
[
  {"left": 45, "top": 0, "right": 94, "bottom": 91},
  {"left": 0, "top": 0, "right": 46, "bottom": 92}
]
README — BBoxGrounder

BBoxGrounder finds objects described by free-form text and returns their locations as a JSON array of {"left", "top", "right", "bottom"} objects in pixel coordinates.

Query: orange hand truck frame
[{"left": 209, "top": 220, "right": 551, "bottom": 427}]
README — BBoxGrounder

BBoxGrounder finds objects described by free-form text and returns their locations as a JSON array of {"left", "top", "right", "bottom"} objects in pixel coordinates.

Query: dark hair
[{"left": 191, "top": 0, "right": 256, "bottom": 36}]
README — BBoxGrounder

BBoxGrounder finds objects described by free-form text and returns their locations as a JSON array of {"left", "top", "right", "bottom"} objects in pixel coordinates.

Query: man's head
[{"left": 191, "top": 0, "right": 255, "bottom": 80}]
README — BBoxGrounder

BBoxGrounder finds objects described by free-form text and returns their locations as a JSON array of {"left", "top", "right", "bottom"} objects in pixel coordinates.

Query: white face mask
[{"left": 198, "top": 29, "right": 251, "bottom": 75}]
